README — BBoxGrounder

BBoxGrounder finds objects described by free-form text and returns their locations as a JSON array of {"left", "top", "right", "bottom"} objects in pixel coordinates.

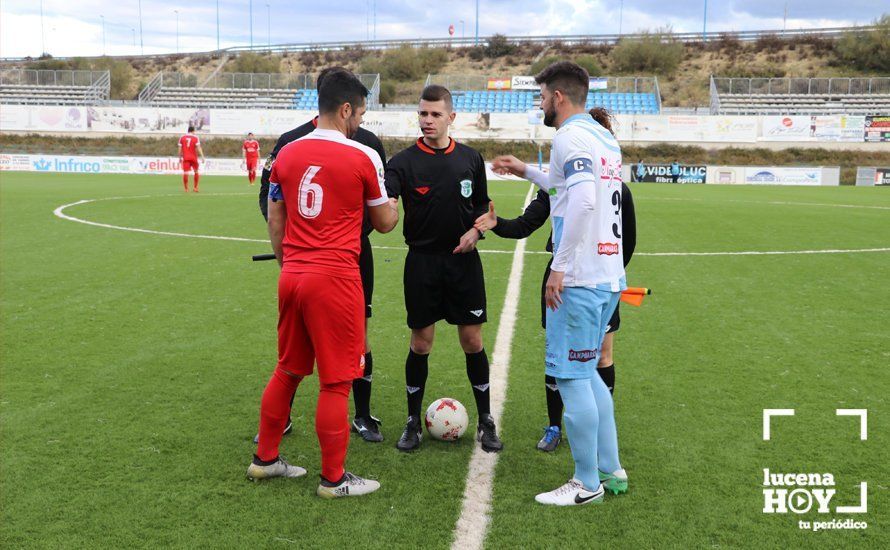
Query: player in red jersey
[
  {"left": 246, "top": 71, "right": 399, "bottom": 498},
  {"left": 178, "top": 125, "right": 205, "bottom": 192},
  {"left": 242, "top": 132, "right": 260, "bottom": 185}
]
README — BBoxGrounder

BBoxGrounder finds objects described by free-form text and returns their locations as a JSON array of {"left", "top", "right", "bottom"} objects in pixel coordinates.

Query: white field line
[
  {"left": 450, "top": 184, "right": 535, "bottom": 550},
  {"left": 53, "top": 196, "right": 890, "bottom": 257}
]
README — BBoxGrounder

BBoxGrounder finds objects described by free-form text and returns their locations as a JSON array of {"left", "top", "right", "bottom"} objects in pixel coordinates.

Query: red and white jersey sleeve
[{"left": 270, "top": 128, "right": 386, "bottom": 279}]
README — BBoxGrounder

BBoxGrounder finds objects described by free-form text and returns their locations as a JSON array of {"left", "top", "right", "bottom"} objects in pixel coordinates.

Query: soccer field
[{"left": 1, "top": 172, "right": 888, "bottom": 548}]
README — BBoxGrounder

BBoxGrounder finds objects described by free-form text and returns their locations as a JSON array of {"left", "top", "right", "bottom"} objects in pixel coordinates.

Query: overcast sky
[{"left": 0, "top": 1, "right": 885, "bottom": 58}]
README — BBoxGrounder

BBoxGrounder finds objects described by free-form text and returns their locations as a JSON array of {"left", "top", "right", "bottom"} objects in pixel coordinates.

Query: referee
[
  {"left": 385, "top": 85, "right": 502, "bottom": 453},
  {"left": 256, "top": 67, "right": 389, "bottom": 443},
  {"left": 478, "top": 107, "right": 636, "bottom": 453}
]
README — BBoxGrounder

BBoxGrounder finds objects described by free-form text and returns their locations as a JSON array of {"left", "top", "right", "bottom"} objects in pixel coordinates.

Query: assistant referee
[{"left": 385, "top": 85, "right": 502, "bottom": 453}]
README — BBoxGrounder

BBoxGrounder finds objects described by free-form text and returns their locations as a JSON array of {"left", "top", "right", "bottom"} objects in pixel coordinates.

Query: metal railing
[
  {"left": 711, "top": 76, "right": 890, "bottom": 96},
  {"left": 709, "top": 75, "right": 721, "bottom": 114},
  {"left": 0, "top": 25, "right": 879, "bottom": 63},
  {"left": 136, "top": 71, "right": 381, "bottom": 109},
  {"left": 137, "top": 72, "right": 164, "bottom": 104},
  {"left": 83, "top": 71, "right": 111, "bottom": 103},
  {"left": 218, "top": 25, "right": 879, "bottom": 55},
  {"left": 0, "top": 69, "right": 109, "bottom": 87}
]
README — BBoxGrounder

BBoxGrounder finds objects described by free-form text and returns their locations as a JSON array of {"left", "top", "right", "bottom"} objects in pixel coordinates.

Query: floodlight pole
[
  {"left": 373, "top": 0, "right": 377, "bottom": 40},
  {"left": 702, "top": 0, "right": 707, "bottom": 41},
  {"left": 250, "top": 0, "right": 254, "bottom": 48},
  {"left": 619, "top": 0, "right": 623, "bottom": 35},
  {"left": 783, "top": 2, "right": 788, "bottom": 36},
  {"left": 216, "top": 0, "right": 220, "bottom": 50},
  {"left": 174, "top": 10, "right": 179, "bottom": 53},
  {"left": 475, "top": 0, "right": 479, "bottom": 45},
  {"left": 40, "top": 0, "right": 46, "bottom": 55},
  {"left": 266, "top": 3, "right": 271, "bottom": 50},
  {"left": 460, "top": 19, "right": 465, "bottom": 39},
  {"left": 138, "top": 0, "right": 144, "bottom": 54}
]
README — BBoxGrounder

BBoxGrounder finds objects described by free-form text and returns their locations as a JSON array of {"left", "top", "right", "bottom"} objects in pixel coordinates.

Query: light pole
[
  {"left": 138, "top": 0, "right": 144, "bottom": 54},
  {"left": 475, "top": 0, "right": 479, "bottom": 45},
  {"left": 216, "top": 0, "right": 221, "bottom": 50},
  {"left": 460, "top": 19, "right": 465, "bottom": 39},
  {"left": 266, "top": 3, "right": 271, "bottom": 50},
  {"left": 783, "top": 2, "right": 788, "bottom": 36},
  {"left": 619, "top": 0, "right": 623, "bottom": 35},
  {"left": 174, "top": 10, "right": 179, "bottom": 53},
  {"left": 250, "top": 0, "right": 254, "bottom": 48},
  {"left": 702, "top": 0, "right": 708, "bottom": 41},
  {"left": 40, "top": 0, "right": 46, "bottom": 55},
  {"left": 373, "top": 0, "right": 376, "bottom": 40},
  {"left": 100, "top": 15, "right": 106, "bottom": 56}
]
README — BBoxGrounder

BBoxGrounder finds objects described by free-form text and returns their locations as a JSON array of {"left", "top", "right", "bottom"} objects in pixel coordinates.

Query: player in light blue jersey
[{"left": 496, "top": 61, "right": 628, "bottom": 506}]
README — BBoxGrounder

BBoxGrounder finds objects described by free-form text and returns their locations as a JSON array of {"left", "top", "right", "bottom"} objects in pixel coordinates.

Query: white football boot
[
  {"left": 246, "top": 457, "right": 307, "bottom": 481},
  {"left": 316, "top": 472, "right": 381, "bottom": 499},
  {"left": 534, "top": 478, "right": 604, "bottom": 506}
]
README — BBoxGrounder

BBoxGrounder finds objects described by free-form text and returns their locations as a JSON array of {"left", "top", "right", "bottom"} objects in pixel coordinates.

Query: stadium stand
[
  {"left": 137, "top": 72, "right": 379, "bottom": 110},
  {"left": 710, "top": 76, "right": 890, "bottom": 115},
  {"left": 0, "top": 69, "right": 110, "bottom": 105},
  {"left": 426, "top": 74, "right": 661, "bottom": 114}
]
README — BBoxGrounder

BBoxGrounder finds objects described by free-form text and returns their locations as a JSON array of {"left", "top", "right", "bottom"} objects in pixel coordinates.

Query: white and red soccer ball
[{"left": 425, "top": 398, "right": 469, "bottom": 441}]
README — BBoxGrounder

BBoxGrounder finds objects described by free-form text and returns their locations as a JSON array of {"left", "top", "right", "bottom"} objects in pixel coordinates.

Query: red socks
[
  {"left": 182, "top": 173, "right": 189, "bottom": 190},
  {"left": 193, "top": 172, "right": 200, "bottom": 192},
  {"left": 256, "top": 371, "right": 352, "bottom": 482},
  {"left": 256, "top": 367, "right": 303, "bottom": 461},
  {"left": 316, "top": 380, "right": 352, "bottom": 483}
]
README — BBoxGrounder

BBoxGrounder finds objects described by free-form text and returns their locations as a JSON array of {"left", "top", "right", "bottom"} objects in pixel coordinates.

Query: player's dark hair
[
  {"left": 247, "top": 132, "right": 254, "bottom": 136},
  {"left": 187, "top": 125, "right": 195, "bottom": 133},
  {"left": 535, "top": 61, "right": 589, "bottom": 106},
  {"left": 317, "top": 71, "right": 369, "bottom": 115},
  {"left": 589, "top": 107, "right": 614, "bottom": 135},
  {"left": 420, "top": 85, "right": 453, "bottom": 111},
  {"left": 316, "top": 66, "right": 350, "bottom": 91}
]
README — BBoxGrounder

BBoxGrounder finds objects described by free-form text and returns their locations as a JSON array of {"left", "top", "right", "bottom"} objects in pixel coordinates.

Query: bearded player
[{"left": 246, "top": 71, "right": 398, "bottom": 498}]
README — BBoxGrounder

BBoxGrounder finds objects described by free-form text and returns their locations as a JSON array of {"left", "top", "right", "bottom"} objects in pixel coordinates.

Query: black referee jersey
[
  {"left": 258, "top": 117, "right": 387, "bottom": 232},
  {"left": 385, "top": 137, "right": 490, "bottom": 254}
]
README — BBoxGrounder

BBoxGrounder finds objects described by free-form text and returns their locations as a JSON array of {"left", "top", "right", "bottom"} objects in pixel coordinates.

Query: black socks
[
  {"left": 353, "top": 352, "right": 373, "bottom": 418},
  {"left": 465, "top": 349, "right": 491, "bottom": 416},
  {"left": 405, "top": 349, "right": 429, "bottom": 418}
]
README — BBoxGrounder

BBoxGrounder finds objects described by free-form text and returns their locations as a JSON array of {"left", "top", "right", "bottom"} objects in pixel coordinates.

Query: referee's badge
[{"left": 460, "top": 179, "right": 473, "bottom": 198}]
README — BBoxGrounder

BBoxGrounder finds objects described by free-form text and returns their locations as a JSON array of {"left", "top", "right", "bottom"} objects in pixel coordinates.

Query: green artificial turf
[{"left": 1, "top": 172, "right": 888, "bottom": 548}]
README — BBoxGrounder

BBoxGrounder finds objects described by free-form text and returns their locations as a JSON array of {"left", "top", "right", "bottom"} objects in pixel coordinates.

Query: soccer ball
[{"left": 424, "top": 398, "right": 469, "bottom": 441}]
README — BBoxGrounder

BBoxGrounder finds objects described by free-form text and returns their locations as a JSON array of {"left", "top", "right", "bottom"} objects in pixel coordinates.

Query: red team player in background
[
  {"left": 242, "top": 132, "right": 260, "bottom": 185},
  {"left": 246, "top": 71, "right": 399, "bottom": 498},
  {"left": 178, "top": 125, "right": 205, "bottom": 192}
]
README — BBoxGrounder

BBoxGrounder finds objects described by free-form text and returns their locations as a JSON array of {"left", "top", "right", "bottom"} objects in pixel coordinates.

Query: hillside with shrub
[{"left": 7, "top": 16, "right": 888, "bottom": 106}]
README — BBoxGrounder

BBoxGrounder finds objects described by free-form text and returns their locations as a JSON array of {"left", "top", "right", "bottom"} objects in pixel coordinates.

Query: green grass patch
[{"left": 2, "top": 173, "right": 888, "bottom": 547}]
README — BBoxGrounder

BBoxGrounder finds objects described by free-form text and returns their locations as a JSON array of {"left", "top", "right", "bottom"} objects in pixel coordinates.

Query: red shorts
[
  {"left": 182, "top": 159, "right": 199, "bottom": 172},
  {"left": 246, "top": 158, "right": 258, "bottom": 171},
  {"left": 276, "top": 272, "right": 365, "bottom": 384}
]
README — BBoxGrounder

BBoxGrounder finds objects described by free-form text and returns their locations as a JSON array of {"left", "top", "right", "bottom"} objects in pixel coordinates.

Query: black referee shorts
[
  {"left": 539, "top": 260, "right": 620, "bottom": 333},
  {"left": 359, "top": 235, "right": 374, "bottom": 318},
  {"left": 404, "top": 249, "right": 487, "bottom": 329}
]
